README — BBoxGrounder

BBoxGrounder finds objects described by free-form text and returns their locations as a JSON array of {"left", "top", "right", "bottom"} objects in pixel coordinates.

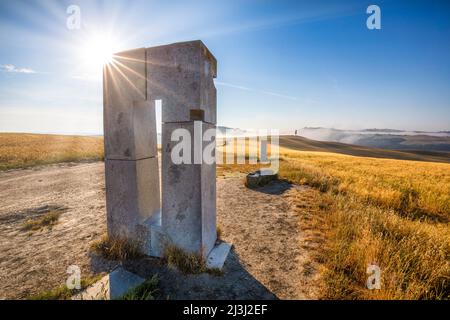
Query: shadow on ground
[
  {"left": 89, "top": 248, "right": 277, "bottom": 300},
  {"left": 251, "top": 180, "right": 293, "bottom": 195}
]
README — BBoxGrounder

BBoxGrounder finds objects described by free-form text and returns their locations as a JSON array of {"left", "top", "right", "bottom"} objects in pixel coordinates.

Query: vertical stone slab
[
  {"left": 199, "top": 44, "right": 217, "bottom": 124},
  {"left": 132, "top": 100, "right": 158, "bottom": 160},
  {"left": 104, "top": 48, "right": 158, "bottom": 160},
  {"left": 103, "top": 47, "right": 161, "bottom": 248},
  {"left": 201, "top": 142, "right": 217, "bottom": 257},
  {"left": 146, "top": 41, "right": 217, "bottom": 124},
  {"left": 161, "top": 121, "right": 216, "bottom": 258},
  {"left": 105, "top": 157, "right": 160, "bottom": 242}
]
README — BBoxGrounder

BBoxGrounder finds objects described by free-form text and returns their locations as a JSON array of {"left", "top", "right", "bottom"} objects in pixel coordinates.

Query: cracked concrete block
[
  {"left": 146, "top": 40, "right": 217, "bottom": 124},
  {"left": 161, "top": 121, "right": 216, "bottom": 258},
  {"left": 104, "top": 48, "right": 158, "bottom": 160},
  {"left": 105, "top": 157, "right": 160, "bottom": 243}
]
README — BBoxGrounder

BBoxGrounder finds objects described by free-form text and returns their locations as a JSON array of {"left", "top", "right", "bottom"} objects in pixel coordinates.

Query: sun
[{"left": 79, "top": 32, "right": 117, "bottom": 69}]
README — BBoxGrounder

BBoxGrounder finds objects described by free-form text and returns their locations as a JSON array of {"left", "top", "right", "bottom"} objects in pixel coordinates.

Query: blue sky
[{"left": 0, "top": 0, "right": 449, "bottom": 134}]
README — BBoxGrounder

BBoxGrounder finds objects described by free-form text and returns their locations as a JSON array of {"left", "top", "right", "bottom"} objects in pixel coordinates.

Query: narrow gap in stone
[
  {"left": 155, "top": 99, "right": 163, "bottom": 207},
  {"left": 144, "top": 49, "right": 148, "bottom": 101},
  {"left": 155, "top": 99, "right": 162, "bottom": 145}
]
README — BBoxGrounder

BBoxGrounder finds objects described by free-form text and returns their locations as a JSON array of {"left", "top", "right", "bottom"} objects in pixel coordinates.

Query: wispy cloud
[
  {"left": 215, "top": 80, "right": 298, "bottom": 101},
  {"left": 1, "top": 64, "right": 36, "bottom": 74}
]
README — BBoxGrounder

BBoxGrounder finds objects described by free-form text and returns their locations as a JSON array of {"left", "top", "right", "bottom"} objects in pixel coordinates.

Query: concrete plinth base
[
  {"left": 206, "top": 242, "right": 232, "bottom": 269},
  {"left": 72, "top": 267, "right": 145, "bottom": 300}
]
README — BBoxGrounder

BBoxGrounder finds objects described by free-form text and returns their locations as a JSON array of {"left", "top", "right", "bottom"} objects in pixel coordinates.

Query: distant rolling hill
[
  {"left": 279, "top": 135, "right": 450, "bottom": 164},
  {"left": 297, "top": 127, "right": 450, "bottom": 152}
]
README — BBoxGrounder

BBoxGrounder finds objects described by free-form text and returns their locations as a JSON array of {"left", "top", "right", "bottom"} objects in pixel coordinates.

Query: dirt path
[
  {"left": 217, "top": 175, "right": 319, "bottom": 299},
  {"left": 0, "top": 162, "right": 319, "bottom": 299}
]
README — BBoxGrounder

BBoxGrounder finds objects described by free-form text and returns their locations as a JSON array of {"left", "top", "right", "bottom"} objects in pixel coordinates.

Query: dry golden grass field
[
  {"left": 0, "top": 133, "right": 104, "bottom": 171},
  {"left": 279, "top": 147, "right": 449, "bottom": 299},
  {"left": 1, "top": 133, "right": 449, "bottom": 299}
]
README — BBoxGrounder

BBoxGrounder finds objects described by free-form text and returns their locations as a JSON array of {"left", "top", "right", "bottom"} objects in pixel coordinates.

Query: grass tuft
[
  {"left": 118, "top": 275, "right": 159, "bottom": 300},
  {"left": 28, "top": 275, "right": 102, "bottom": 300},
  {"left": 164, "top": 245, "right": 222, "bottom": 276},
  {"left": 21, "top": 210, "right": 61, "bottom": 231},
  {"left": 90, "top": 235, "right": 143, "bottom": 261},
  {"left": 216, "top": 225, "right": 222, "bottom": 240}
]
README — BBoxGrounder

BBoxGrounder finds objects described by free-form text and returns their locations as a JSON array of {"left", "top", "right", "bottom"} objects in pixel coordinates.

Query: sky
[{"left": 0, "top": 0, "right": 449, "bottom": 135}]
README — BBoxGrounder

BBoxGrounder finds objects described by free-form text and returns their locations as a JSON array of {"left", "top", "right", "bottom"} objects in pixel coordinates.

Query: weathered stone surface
[
  {"left": 72, "top": 267, "right": 145, "bottom": 300},
  {"left": 137, "top": 211, "right": 168, "bottom": 258},
  {"left": 161, "top": 121, "right": 216, "bottom": 258},
  {"left": 201, "top": 140, "right": 217, "bottom": 256},
  {"left": 104, "top": 48, "right": 158, "bottom": 160},
  {"left": 246, "top": 169, "right": 278, "bottom": 189},
  {"left": 146, "top": 40, "right": 217, "bottom": 124},
  {"left": 105, "top": 157, "right": 160, "bottom": 242},
  {"left": 150, "top": 222, "right": 167, "bottom": 258}
]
